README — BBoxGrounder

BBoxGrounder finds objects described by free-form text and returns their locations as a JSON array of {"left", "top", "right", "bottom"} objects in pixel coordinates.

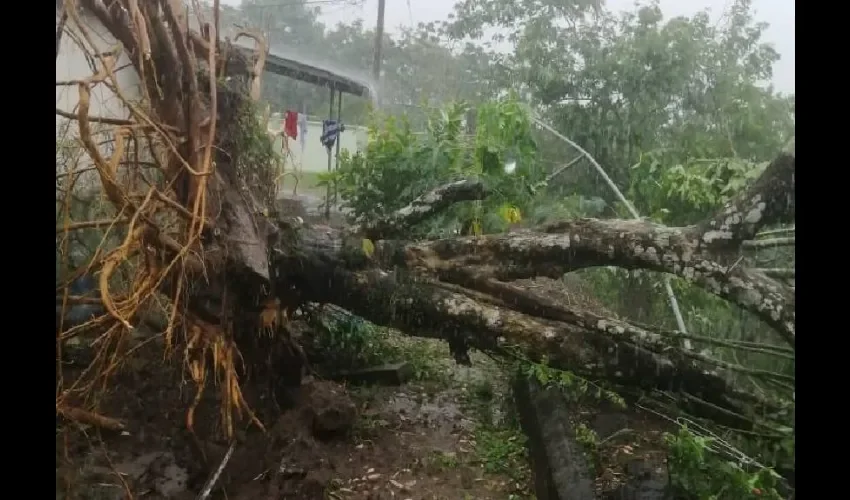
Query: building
[
  {"left": 57, "top": 8, "right": 372, "bottom": 196},
  {"left": 267, "top": 113, "right": 368, "bottom": 173},
  {"left": 56, "top": 8, "right": 142, "bottom": 197}
]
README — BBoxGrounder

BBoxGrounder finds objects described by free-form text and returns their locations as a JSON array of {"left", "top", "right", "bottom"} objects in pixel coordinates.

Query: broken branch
[
  {"left": 697, "top": 137, "right": 795, "bottom": 250},
  {"left": 743, "top": 237, "right": 795, "bottom": 250},
  {"left": 355, "top": 179, "right": 487, "bottom": 240}
]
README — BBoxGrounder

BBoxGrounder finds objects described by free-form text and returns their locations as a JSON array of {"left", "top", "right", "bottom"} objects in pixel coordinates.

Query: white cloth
[{"left": 298, "top": 113, "right": 308, "bottom": 152}]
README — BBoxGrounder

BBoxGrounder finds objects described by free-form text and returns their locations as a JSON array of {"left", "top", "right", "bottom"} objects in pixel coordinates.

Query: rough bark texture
[
  {"left": 515, "top": 376, "right": 596, "bottom": 500},
  {"left": 698, "top": 138, "right": 795, "bottom": 250},
  {"left": 386, "top": 217, "right": 794, "bottom": 345},
  {"left": 273, "top": 224, "right": 780, "bottom": 428},
  {"left": 260, "top": 139, "right": 794, "bottom": 428}
]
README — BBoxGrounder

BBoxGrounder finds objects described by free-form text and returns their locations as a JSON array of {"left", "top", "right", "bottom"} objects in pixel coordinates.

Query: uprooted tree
[{"left": 55, "top": 0, "right": 793, "bottom": 463}]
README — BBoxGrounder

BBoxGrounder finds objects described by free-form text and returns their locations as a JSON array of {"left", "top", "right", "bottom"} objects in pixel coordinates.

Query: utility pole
[{"left": 372, "top": 0, "right": 386, "bottom": 104}]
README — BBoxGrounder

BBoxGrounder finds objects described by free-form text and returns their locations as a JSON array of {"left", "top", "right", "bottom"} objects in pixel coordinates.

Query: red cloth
[{"left": 283, "top": 111, "right": 298, "bottom": 140}]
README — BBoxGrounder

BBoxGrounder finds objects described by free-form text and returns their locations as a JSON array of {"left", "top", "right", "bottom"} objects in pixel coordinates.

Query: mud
[
  {"left": 56, "top": 314, "right": 672, "bottom": 500},
  {"left": 56, "top": 337, "right": 528, "bottom": 500}
]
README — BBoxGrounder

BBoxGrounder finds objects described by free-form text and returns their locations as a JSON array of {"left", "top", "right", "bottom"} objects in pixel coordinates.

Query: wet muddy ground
[
  {"left": 56, "top": 302, "right": 674, "bottom": 500},
  {"left": 56, "top": 333, "right": 532, "bottom": 500}
]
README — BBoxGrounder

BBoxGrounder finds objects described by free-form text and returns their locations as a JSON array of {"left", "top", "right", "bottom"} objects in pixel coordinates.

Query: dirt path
[{"left": 295, "top": 376, "right": 531, "bottom": 500}]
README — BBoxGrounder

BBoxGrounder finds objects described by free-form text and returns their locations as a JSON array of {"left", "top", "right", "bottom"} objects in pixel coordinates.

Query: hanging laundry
[
  {"left": 321, "top": 120, "right": 345, "bottom": 149},
  {"left": 298, "top": 112, "right": 308, "bottom": 152},
  {"left": 283, "top": 111, "right": 299, "bottom": 140}
]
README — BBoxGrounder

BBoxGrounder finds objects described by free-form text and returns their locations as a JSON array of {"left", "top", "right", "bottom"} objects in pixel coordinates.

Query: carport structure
[{"left": 236, "top": 46, "right": 373, "bottom": 219}]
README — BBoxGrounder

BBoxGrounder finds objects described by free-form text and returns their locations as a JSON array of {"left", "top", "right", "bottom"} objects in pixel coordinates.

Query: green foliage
[
  {"left": 574, "top": 422, "right": 601, "bottom": 471},
  {"left": 666, "top": 427, "right": 784, "bottom": 500},
  {"left": 426, "top": 450, "right": 460, "bottom": 470},
  {"left": 628, "top": 152, "right": 769, "bottom": 225},
  {"left": 321, "top": 112, "right": 446, "bottom": 222},
  {"left": 474, "top": 426, "right": 529, "bottom": 479},
  {"left": 518, "top": 359, "right": 606, "bottom": 474},
  {"left": 311, "top": 312, "right": 386, "bottom": 371},
  {"left": 219, "top": 91, "right": 282, "bottom": 203},
  {"left": 521, "top": 357, "right": 626, "bottom": 409},
  {"left": 447, "top": 0, "right": 794, "bottom": 202},
  {"left": 330, "top": 98, "right": 542, "bottom": 237},
  {"left": 310, "top": 311, "right": 446, "bottom": 382},
  {"left": 574, "top": 422, "right": 599, "bottom": 450},
  {"left": 461, "top": 376, "right": 532, "bottom": 492},
  {"left": 474, "top": 98, "right": 538, "bottom": 179}
]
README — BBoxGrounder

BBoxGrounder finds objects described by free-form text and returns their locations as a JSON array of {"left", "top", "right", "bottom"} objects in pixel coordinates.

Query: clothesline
[{"left": 267, "top": 109, "right": 347, "bottom": 151}]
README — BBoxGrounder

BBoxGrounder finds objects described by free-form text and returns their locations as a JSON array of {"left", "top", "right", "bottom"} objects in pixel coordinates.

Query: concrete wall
[
  {"left": 56, "top": 13, "right": 367, "bottom": 184},
  {"left": 268, "top": 115, "right": 368, "bottom": 173},
  {"left": 56, "top": 11, "right": 143, "bottom": 195},
  {"left": 56, "top": 14, "right": 141, "bottom": 123}
]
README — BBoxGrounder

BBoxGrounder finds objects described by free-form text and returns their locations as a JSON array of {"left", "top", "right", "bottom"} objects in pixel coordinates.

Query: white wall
[
  {"left": 56, "top": 11, "right": 142, "bottom": 195},
  {"left": 269, "top": 118, "right": 368, "bottom": 173},
  {"left": 57, "top": 12, "right": 366, "bottom": 185},
  {"left": 56, "top": 14, "right": 141, "bottom": 122}
]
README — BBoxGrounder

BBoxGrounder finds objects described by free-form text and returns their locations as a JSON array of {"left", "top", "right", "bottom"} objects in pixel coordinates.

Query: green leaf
[{"left": 361, "top": 238, "right": 375, "bottom": 258}]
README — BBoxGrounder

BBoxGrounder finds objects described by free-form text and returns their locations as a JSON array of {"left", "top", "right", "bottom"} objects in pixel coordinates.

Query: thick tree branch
[
  {"left": 757, "top": 227, "right": 794, "bottom": 238},
  {"left": 743, "top": 237, "right": 795, "bottom": 250},
  {"left": 285, "top": 205, "right": 795, "bottom": 347},
  {"left": 274, "top": 252, "right": 777, "bottom": 429},
  {"left": 757, "top": 268, "right": 795, "bottom": 280},
  {"left": 385, "top": 218, "right": 794, "bottom": 345},
  {"left": 354, "top": 179, "right": 487, "bottom": 240},
  {"left": 445, "top": 274, "right": 793, "bottom": 383},
  {"left": 697, "top": 137, "right": 795, "bottom": 250}
]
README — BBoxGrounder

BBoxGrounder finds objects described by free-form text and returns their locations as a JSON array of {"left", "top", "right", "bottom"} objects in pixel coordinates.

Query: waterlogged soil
[
  {"left": 56, "top": 336, "right": 530, "bottom": 500},
  {"left": 298, "top": 382, "right": 527, "bottom": 500}
]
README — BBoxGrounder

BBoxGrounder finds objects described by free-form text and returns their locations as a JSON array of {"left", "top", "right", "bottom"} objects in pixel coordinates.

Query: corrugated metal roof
[{"left": 236, "top": 46, "right": 373, "bottom": 98}]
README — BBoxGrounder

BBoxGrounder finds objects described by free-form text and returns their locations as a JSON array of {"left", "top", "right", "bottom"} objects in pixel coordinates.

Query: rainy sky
[{"left": 221, "top": 0, "right": 795, "bottom": 94}]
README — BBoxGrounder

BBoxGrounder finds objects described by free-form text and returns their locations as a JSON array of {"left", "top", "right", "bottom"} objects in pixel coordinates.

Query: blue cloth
[
  {"left": 58, "top": 275, "right": 104, "bottom": 327},
  {"left": 69, "top": 275, "right": 96, "bottom": 296},
  {"left": 321, "top": 120, "right": 345, "bottom": 149}
]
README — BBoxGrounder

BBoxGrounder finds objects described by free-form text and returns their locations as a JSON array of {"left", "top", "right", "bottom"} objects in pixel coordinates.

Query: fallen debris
[
  {"left": 329, "top": 362, "right": 415, "bottom": 386},
  {"left": 57, "top": 405, "right": 125, "bottom": 432},
  {"left": 514, "top": 376, "right": 596, "bottom": 500}
]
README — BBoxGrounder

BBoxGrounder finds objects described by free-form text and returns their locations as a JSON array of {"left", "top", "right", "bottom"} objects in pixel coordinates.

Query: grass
[
  {"left": 425, "top": 450, "right": 461, "bottom": 471},
  {"left": 315, "top": 315, "right": 535, "bottom": 496},
  {"left": 461, "top": 375, "right": 534, "bottom": 494}
]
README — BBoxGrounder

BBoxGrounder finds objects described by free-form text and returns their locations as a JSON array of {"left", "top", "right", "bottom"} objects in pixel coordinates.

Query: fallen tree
[
  {"left": 55, "top": 0, "right": 794, "bottom": 449},
  {"left": 269, "top": 142, "right": 794, "bottom": 431}
]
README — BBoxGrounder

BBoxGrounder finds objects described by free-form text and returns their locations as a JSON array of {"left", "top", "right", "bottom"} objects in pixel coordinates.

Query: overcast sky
[{"left": 222, "top": 0, "right": 795, "bottom": 94}]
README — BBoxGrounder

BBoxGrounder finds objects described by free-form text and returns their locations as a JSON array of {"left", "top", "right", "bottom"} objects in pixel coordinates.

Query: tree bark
[
  {"left": 272, "top": 222, "right": 782, "bottom": 430},
  {"left": 259, "top": 140, "right": 795, "bottom": 429}
]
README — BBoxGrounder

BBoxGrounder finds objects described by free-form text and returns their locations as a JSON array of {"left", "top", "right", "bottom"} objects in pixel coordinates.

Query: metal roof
[{"left": 236, "top": 46, "right": 372, "bottom": 99}]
